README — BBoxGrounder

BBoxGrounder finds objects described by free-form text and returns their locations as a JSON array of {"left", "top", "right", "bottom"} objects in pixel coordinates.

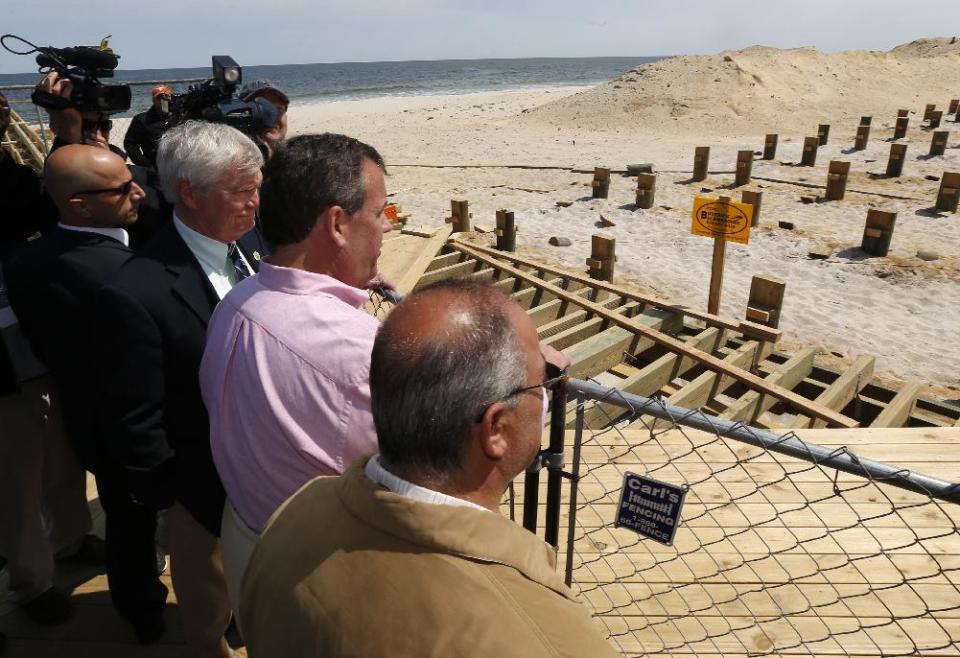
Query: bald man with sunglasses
[{"left": 3, "top": 145, "right": 169, "bottom": 639}]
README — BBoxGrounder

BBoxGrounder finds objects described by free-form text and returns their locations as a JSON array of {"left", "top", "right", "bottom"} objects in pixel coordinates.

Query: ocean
[{"left": 0, "top": 56, "right": 661, "bottom": 117}]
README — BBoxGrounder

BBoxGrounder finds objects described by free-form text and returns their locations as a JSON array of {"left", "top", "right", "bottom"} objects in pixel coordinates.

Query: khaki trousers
[
  {"left": 0, "top": 376, "right": 91, "bottom": 601},
  {"left": 220, "top": 500, "right": 259, "bottom": 625},
  {"left": 167, "top": 502, "right": 232, "bottom": 658}
]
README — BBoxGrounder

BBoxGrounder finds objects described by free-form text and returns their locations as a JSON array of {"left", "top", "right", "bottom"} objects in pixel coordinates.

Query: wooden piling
[
  {"left": 495, "top": 209, "right": 516, "bottom": 252},
  {"left": 586, "top": 234, "right": 616, "bottom": 282},
  {"left": 447, "top": 199, "right": 471, "bottom": 233},
  {"left": 591, "top": 167, "right": 611, "bottom": 199},
  {"left": 860, "top": 116, "right": 872, "bottom": 127},
  {"left": 854, "top": 124, "right": 870, "bottom": 151},
  {"left": 693, "top": 146, "right": 710, "bottom": 182},
  {"left": 735, "top": 150, "right": 753, "bottom": 187},
  {"left": 763, "top": 134, "right": 778, "bottom": 160},
  {"left": 894, "top": 116, "right": 909, "bottom": 140},
  {"left": 861, "top": 210, "right": 897, "bottom": 257},
  {"left": 817, "top": 124, "right": 830, "bottom": 146},
  {"left": 929, "top": 111, "right": 943, "bottom": 129},
  {"left": 741, "top": 190, "right": 763, "bottom": 227},
  {"left": 825, "top": 160, "right": 851, "bottom": 201},
  {"left": 887, "top": 143, "right": 907, "bottom": 177},
  {"left": 897, "top": 109, "right": 909, "bottom": 118},
  {"left": 801, "top": 137, "right": 819, "bottom": 167},
  {"left": 950, "top": 99, "right": 960, "bottom": 114},
  {"left": 930, "top": 131, "right": 948, "bottom": 157},
  {"left": 745, "top": 274, "right": 786, "bottom": 329},
  {"left": 635, "top": 173, "right": 656, "bottom": 209},
  {"left": 937, "top": 172, "right": 960, "bottom": 213},
  {"left": 924, "top": 104, "right": 936, "bottom": 121}
]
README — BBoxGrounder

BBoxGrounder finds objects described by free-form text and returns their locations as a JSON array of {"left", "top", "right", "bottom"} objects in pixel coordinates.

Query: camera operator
[
  {"left": 36, "top": 71, "right": 126, "bottom": 159},
  {"left": 0, "top": 90, "right": 58, "bottom": 255},
  {"left": 124, "top": 85, "right": 172, "bottom": 169},
  {"left": 238, "top": 79, "right": 288, "bottom": 161},
  {"left": 35, "top": 72, "right": 173, "bottom": 248}
]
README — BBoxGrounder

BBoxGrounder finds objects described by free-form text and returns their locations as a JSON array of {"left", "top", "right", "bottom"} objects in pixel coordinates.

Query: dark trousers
[{"left": 95, "top": 464, "right": 168, "bottom": 624}]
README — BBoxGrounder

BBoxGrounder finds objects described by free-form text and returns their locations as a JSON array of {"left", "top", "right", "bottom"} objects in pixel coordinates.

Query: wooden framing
[{"left": 452, "top": 241, "right": 858, "bottom": 428}]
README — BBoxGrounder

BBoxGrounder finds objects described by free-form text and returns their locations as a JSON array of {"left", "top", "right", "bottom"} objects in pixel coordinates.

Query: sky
[{"left": 0, "top": 0, "right": 954, "bottom": 74}]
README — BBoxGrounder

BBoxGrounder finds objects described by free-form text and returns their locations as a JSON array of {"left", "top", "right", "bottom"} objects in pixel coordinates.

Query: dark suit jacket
[
  {"left": 3, "top": 227, "right": 133, "bottom": 470},
  {"left": 96, "top": 220, "right": 266, "bottom": 535}
]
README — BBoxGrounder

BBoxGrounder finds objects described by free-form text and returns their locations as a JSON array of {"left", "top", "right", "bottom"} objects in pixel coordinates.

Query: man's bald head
[
  {"left": 370, "top": 279, "right": 532, "bottom": 480},
  {"left": 44, "top": 145, "right": 143, "bottom": 228},
  {"left": 45, "top": 145, "right": 127, "bottom": 206}
]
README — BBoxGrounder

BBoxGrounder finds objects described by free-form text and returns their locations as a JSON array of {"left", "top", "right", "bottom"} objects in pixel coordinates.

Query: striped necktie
[{"left": 227, "top": 243, "right": 252, "bottom": 283}]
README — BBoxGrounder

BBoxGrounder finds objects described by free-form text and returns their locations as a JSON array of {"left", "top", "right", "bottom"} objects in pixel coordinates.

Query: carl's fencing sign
[{"left": 615, "top": 472, "right": 687, "bottom": 545}]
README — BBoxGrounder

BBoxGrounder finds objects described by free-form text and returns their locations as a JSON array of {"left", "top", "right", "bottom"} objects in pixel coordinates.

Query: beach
[{"left": 113, "top": 41, "right": 960, "bottom": 392}]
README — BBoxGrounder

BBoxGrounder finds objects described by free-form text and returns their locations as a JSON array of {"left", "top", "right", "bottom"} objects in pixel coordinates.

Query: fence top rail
[{"left": 566, "top": 377, "right": 960, "bottom": 505}]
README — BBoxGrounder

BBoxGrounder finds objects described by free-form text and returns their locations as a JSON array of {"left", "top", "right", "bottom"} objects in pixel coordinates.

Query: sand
[{"left": 110, "top": 40, "right": 960, "bottom": 393}]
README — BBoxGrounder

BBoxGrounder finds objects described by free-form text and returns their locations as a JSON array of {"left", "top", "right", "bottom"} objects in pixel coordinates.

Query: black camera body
[
  {"left": 169, "top": 56, "right": 278, "bottom": 135},
  {"left": 30, "top": 43, "right": 131, "bottom": 115}
]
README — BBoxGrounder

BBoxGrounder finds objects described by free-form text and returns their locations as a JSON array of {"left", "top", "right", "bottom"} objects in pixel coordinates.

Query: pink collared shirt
[{"left": 200, "top": 262, "right": 380, "bottom": 533}]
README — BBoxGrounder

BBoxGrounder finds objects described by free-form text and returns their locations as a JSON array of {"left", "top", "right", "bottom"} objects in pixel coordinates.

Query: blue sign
[{"left": 614, "top": 472, "right": 687, "bottom": 546}]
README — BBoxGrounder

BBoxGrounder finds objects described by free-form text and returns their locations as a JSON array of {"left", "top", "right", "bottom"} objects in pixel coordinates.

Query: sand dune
[{"left": 521, "top": 38, "right": 960, "bottom": 136}]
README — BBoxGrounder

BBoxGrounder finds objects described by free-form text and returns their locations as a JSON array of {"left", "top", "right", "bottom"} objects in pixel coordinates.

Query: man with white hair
[{"left": 96, "top": 121, "right": 267, "bottom": 657}]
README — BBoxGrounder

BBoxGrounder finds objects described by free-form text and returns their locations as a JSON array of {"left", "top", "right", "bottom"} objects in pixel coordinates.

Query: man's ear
[
  {"left": 325, "top": 205, "right": 348, "bottom": 248},
  {"left": 177, "top": 179, "right": 199, "bottom": 210},
  {"left": 66, "top": 197, "right": 89, "bottom": 218},
  {"left": 477, "top": 401, "right": 511, "bottom": 461}
]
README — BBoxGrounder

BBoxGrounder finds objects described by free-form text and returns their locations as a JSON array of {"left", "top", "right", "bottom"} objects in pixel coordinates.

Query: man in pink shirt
[{"left": 199, "top": 133, "right": 392, "bottom": 614}]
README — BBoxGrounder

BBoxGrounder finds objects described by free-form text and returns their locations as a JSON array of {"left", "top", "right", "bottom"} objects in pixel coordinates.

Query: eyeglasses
[
  {"left": 81, "top": 118, "right": 113, "bottom": 134},
  {"left": 71, "top": 178, "right": 136, "bottom": 198},
  {"left": 474, "top": 362, "right": 566, "bottom": 423}
]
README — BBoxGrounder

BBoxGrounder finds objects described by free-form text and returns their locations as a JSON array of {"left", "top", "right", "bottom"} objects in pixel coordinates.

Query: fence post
[
  {"left": 818, "top": 123, "right": 830, "bottom": 146},
  {"left": 543, "top": 377, "right": 570, "bottom": 548},
  {"left": 801, "top": 136, "right": 819, "bottom": 166},
  {"left": 693, "top": 146, "right": 710, "bottom": 181},
  {"left": 930, "top": 131, "right": 948, "bottom": 157},
  {"left": 763, "top": 134, "right": 778, "bottom": 160},
  {"left": 592, "top": 167, "right": 610, "bottom": 199},
  {"left": 887, "top": 143, "right": 907, "bottom": 177},
  {"left": 495, "top": 209, "right": 516, "bottom": 251},
  {"left": 563, "top": 396, "right": 585, "bottom": 587},
  {"left": 635, "top": 173, "right": 656, "bottom": 209}
]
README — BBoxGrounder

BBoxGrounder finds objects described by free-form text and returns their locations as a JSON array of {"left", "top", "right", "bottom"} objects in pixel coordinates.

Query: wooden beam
[
  {"left": 414, "top": 259, "right": 479, "bottom": 289},
  {"left": 450, "top": 240, "right": 781, "bottom": 343},
  {"left": 871, "top": 382, "right": 921, "bottom": 428},
  {"left": 452, "top": 241, "right": 857, "bottom": 428},
  {"left": 570, "top": 328, "right": 725, "bottom": 428},
  {"left": 790, "top": 355, "right": 874, "bottom": 429},
  {"left": 563, "top": 308, "right": 682, "bottom": 379},
  {"left": 720, "top": 347, "right": 816, "bottom": 424},
  {"left": 535, "top": 294, "right": 623, "bottom": 337}
]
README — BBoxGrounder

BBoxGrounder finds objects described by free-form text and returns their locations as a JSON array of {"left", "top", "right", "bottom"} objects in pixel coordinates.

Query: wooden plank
[
  {"left": 452, "top": 240, "right": 781, "bottom": 342},
  {"left": 382, "top": 226, "right": 452, "bottom": 295},
  {"left": 721, "top": 348, "right": 816, "bottom": 424},
  {"left": 791, "top": 355, "right": 874, "bottom": 429},
  {"left": 572, "top": 328, "right": 726, "bottom": 429},
  {"left": 870, "top": 382, "right": 921, "bottom": 428},
  {"left": 413, "top": 258, "right": 479, "bottom": 289},
  {"left": 453, "top": 242, "right": 857, "bottom": 428},
  {"left": 538, "top": 299, "right": 633, "bottom": 341},
  {"left": 562, "top": 308, "right": 682, "bottom": 378},
  {"left": 425, "top": 250, "right": 463, "bottom": 272},
  {"left": 544, "top": 303, "right": 641, "bottom": 351},
  {"left": 528, "top": 286, "right": 595, "bottom": 327}
]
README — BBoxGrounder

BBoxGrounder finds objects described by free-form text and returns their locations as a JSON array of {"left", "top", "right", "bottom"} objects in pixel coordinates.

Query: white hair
[{"left": 156, "top": 120, "right": 263, "bottom": 204}]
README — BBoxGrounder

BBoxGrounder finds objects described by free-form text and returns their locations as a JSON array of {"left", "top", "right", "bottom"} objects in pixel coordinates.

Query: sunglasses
[
  {"left": 474, "top": 361, "right": 566, "bottom": 423},
  {"left": 72, "top": 178, "right": 136, "bottom": 198},
  {"left": 81, "top": 118, "right": 113, "bottom": 134}
]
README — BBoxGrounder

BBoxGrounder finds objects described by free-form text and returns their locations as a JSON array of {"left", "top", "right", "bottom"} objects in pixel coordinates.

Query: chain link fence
[{"left": 522, "top": 376, "right": 960, "bottom": 657}]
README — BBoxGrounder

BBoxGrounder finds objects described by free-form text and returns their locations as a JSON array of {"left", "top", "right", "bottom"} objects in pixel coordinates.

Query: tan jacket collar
[{"left": 337, "top": 461, "right": 576, "bottom": 601}]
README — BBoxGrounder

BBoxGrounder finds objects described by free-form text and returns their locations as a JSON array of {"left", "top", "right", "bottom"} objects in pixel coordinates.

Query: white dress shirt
[
  {"left": 364, "top": 455, "right": 490, "bottom": 513},
  {"left": 57, "top": 222, "right": 130, "bottom": 247},
  {"left": 173, "top": 214, "right": 252, "bottom": 300}
]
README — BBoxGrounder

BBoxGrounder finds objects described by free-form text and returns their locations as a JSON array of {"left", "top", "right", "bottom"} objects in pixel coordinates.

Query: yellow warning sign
[{"left": 691, "top": 197, "right": 753, "bottom": 245}]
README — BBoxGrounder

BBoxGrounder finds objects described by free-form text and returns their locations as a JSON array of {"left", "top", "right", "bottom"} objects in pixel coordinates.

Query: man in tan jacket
[{"left": 240, "top": 278, "right": 619, "bottom": 657}]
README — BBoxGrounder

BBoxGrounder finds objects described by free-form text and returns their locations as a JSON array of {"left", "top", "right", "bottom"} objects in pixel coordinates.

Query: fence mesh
[
  {"left": 365, "top": 288, "right": 400, "bottom": 321},
  {"left": 557, "top": 378, "right": 960, "bottom": 657}
]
